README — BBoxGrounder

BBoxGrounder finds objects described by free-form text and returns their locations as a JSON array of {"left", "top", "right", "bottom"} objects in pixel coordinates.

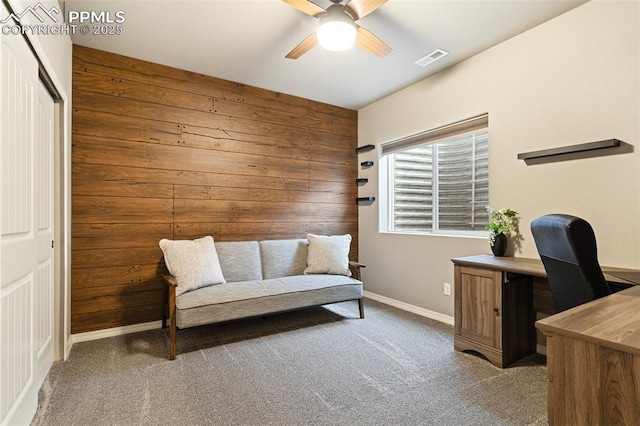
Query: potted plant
[{"left": 486, "top": 206, "right": 519, "bottom": 257}]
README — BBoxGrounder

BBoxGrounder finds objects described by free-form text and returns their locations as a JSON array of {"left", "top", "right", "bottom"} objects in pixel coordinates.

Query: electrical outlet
[{"left": 444, "top": 282, "right": 451, "bottom": 296}]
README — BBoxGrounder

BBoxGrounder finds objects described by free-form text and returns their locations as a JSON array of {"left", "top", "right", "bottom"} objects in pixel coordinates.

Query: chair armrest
[
  {"left": 349, "top": 261, "right": 366, "bottom": 268},
  {"left": 163, "top": 275, "right": 178, "bottom": 288}
]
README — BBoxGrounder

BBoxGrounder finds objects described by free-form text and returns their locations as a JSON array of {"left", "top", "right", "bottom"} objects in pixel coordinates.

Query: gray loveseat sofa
[{"left": 162, "top": 238, "right": 365, "bottom": 360}]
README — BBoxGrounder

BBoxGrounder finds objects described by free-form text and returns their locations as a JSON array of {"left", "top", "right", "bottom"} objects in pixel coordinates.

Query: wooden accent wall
[{"left": 71, "top": 45, "right": 358, "bottom": 334}]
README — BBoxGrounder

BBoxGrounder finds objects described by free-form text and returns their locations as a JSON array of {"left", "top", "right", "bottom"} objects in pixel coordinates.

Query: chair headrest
[{"left": 530, "top": 214, "right": 598, "bottom": 265}]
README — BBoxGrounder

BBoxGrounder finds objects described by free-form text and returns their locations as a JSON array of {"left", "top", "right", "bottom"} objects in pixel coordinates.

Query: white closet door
[
  {"left": 1, "top": 5, "right": 55, "bottom": 424},
  {"left": 34, "top": 79, "right": 55, "bottom": 395}
]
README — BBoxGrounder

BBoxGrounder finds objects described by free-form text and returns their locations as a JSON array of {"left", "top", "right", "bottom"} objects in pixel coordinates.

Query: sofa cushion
[
  {"left": 304, "top": 234, "right": 352, "bottom": 276},
  {"left": 259, "top": 239, "right": 308, "bottom": 279},
  {"left": 159, "top": 236, "right": 226, "bottom": 297},
  {"left": 175, "top": 274, "right": 363, "bottom": 328},
  {"left": 215, "top": 241, "right": 262, "bottom": 282}
]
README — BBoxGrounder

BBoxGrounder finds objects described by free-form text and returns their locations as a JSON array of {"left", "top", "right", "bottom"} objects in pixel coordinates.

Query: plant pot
[{"left": 491, "top": 233, "right": 507, "bottom": 257}]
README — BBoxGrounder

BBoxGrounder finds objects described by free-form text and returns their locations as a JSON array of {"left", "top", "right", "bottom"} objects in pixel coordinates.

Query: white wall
[{"left": 358, "top": 0, "right": 640, "bottom": 318}]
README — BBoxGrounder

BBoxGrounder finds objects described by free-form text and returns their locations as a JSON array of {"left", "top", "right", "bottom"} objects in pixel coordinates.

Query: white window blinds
[{"left": 383, "top": 114, "right": 489, "bottom": 233}]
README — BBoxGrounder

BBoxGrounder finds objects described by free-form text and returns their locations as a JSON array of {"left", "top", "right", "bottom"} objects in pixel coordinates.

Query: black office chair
[{"left": 530, "top": 214, "right": 611, "bottom": 313}]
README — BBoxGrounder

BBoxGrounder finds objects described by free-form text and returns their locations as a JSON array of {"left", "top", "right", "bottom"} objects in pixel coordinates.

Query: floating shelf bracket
[
  {"left": 517, "top": 139, "right": 621, "bottom": 160},
  {"left": 357, "top": 197, "right": 375, "bottom": 204}
]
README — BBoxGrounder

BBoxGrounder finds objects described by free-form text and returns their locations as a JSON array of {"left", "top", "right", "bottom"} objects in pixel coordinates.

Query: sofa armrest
[
  {"left": 163, "top": 275, "right": 178, "bottom": 288},
  {"left": 348, "top": 261, "right": 366, "bottom": 281}
]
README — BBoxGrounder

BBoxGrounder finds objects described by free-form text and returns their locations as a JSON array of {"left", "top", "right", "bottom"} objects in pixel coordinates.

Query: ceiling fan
[{"left": 283, "top": 0, "right": 392, "bottom": 59}]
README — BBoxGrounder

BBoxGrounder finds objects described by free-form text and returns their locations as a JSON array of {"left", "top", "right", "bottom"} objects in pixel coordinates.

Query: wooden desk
[
  {"left": 451, "top": 255, "right": 639, "bottom": 368},
  {"left": 452, "top": 254, "right": 639, "bottom": 285},
  {"left": 536, "top": 286, "right": 640, "bottom": 425}
]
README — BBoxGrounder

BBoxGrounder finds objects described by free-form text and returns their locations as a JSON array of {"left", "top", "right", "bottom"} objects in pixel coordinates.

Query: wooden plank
[
  {"left": 74, "top": 45, "right": 311, "bottom": 109},
  {"left": 73, "top": 107, "right": 182, "bottom": 134},
  {"left": 173, "top": 199, "right": 356, "bottom": 223},
  {"left": 309, "top": 159, "right": 357, "bottom": 183},
  {"left": 72, "top": 223, "right": 173, "bottom": 250},
  {"left": 173, "top": 221, "right": 357, "bottom": 242},
  {"left": 73, "top": 108, "right": 182, "bottom": 145},
  {"left": 71, "top": 304, "right": 162, "bottom": 333},
  {"left": 181, "top": 124, "right": 308, "bottom": 151},
  {"left": 73, "top": 70, "right": 214, "bottom": 113},
  {"left": 173, "top": 185, "right": 351, "bottom": 205},
  {"left": 310, "top": 129, "right": 356, "bottom": 148},
  {"left": 214, "top": 98, "right": 310, "bottom": 130},
  {"left": 309, "top": 109, "right": 358, "bottom": 138},
  {"left": 72, "top": 196, "right": 173, "bottom": 224},
  {"left": 72, "top": 162, "right": 309, "bottom": 191},
  {"left": 309, "top": 137, "right": 357, "bottom": 165},
  {"left": 73, "top": 45, "right": 243, "bottom": 98},
  {"left": 73, "top": 89, "right": 218, "bottom": 129},
  {"left": 72, "top": 174, "right": 174, "bottom": 199},
  {"left": 73, "top": 118, "right": 181, "bottom": 146},
  {"left": 180, "top": 132, "right": 308, "bottom": 160},
  {"left": 309, "top": 179, "right": 352, "bottom": 194},
  {"left": 72, "top": 264, "right": 162, "bottom": 289},
  {"left": 75, "top": 55, "right": 245, "bottom": 102},
  {"left": 73, "top": 134, "right": 310, "bottom": 180},
  {"left": 72, "top": 281, "right": 164, "bottom": 315},
  {"left": 205, "top": 114, "right": 309, "bottom": 142},
  {"left": 71, "top": 247, "right": 164, "bottom": 269}
]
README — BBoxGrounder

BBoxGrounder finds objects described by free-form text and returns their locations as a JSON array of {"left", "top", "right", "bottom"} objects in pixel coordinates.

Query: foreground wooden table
[{"left": 536, "top": 286, "right": 640, "bottom": 425}]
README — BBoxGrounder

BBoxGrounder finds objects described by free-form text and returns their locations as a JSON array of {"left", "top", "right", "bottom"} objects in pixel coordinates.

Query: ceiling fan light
[{"left": 317, "top": 15, "right": 356, "bottom": 52}]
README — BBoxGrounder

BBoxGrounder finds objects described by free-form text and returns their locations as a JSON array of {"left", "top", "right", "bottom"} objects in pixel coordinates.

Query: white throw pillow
[
  {"left": 304, "top": 234, "right": 352, "bottom": 276},
  {"left": 159, "top": 236, "right": 226, "bottom": 296}
]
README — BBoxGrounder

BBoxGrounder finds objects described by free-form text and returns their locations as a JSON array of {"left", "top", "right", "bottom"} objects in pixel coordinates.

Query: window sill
[{"left": 379, "top": 230, "right": 489, "bottom": 240}]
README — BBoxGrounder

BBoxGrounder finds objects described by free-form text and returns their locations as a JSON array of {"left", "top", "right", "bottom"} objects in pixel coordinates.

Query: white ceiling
[{"left": 66, "top": 0, "right": 588, "bottom": 110}]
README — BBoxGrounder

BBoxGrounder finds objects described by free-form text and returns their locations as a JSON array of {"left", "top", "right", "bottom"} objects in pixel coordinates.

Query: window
[{"left": 380, "top": 114, "right": 489, "bottom": 234}]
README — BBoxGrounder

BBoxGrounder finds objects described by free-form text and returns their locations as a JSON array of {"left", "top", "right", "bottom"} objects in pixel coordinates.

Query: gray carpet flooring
[{"left": 31, "top": 299, "right": 547, "bottom": 425}]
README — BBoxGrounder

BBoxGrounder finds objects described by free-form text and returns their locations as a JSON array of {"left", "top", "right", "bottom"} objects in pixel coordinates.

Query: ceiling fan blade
[
  {"left": 345, "top": 0, "right": 388, "bottom": 20},
  {"left": 286, "top": 33, "right": 318, "bottom": 59},
  {"left": 282, "top": 0, "right": 325, "bottom": 17},
  {"left": 355, "top": 26, "right": 392, "bottom": 57}
]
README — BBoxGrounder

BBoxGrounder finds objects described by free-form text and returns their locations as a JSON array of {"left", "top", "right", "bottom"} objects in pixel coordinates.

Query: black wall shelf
[
  {"left": 517, "top": 139, "right": 621, "bottom": 160},
  {"left": 356, "top": 144, "right": 375, "bottom": 154},
  {"left": 356, "top": 178, "right": 369, "bottom": 184},
  {"left": 361, "top": 160, "right": 374, "bottom": 168}
]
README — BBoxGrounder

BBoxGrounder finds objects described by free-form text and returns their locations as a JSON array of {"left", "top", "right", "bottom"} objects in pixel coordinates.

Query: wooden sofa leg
[
  {"left": 162, "top": 283, "right": 167, "bottom": 329},
  {"left": 169, "top": 287, "right": 177, "bottom": 360},
  {"left": 358, "top": 298, "right": 365, "bottom": 319},
  {"left": 170, "top": 316, "right": 176, "bottom": 361}
]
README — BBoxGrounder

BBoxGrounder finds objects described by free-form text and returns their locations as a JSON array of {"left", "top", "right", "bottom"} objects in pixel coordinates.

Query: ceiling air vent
[{"left": 415, "top": 48, "right": 449, "bottom": 67}]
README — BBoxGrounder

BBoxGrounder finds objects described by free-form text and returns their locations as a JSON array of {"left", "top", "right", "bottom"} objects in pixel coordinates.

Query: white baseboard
[
  {"left": 69, "top": 320, "right": 163, "bottom": 346},
  {"left": 67, "top": 295, "right": 454, "bottom": 346},
  {"left": 364, "top": 291, "right": 454, "bottom": 325},
  {"left": 536, "top": 344, "right": 547, "bottom": 356}
]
